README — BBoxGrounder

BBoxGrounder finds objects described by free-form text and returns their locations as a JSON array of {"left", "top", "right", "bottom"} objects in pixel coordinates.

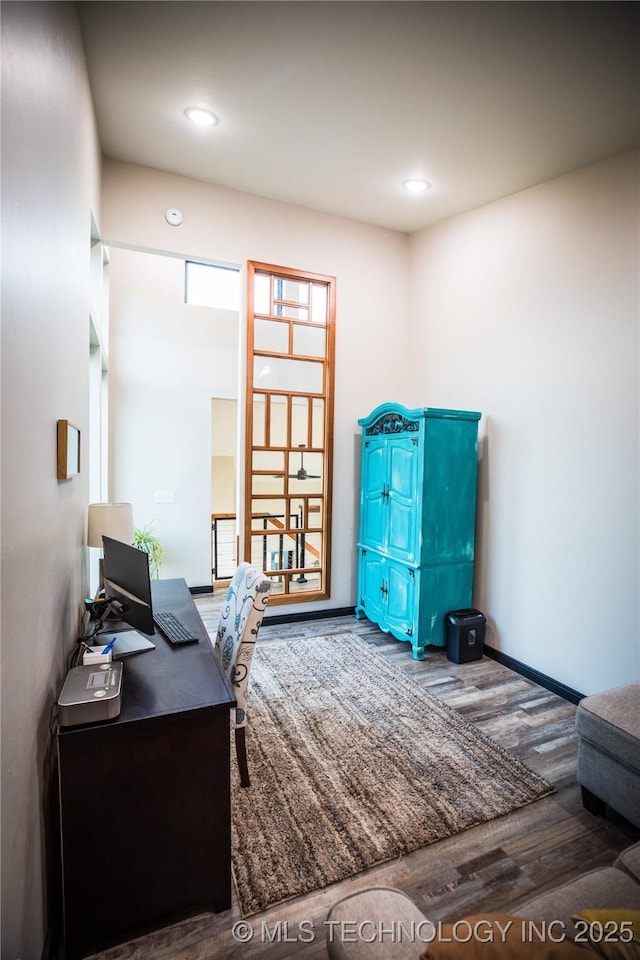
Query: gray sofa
[
  {"left": 325, "top": 842, "right": 640, "bottom": 958},
  {"left": 576, "top": 682, "right": 640, "bottom": 829}
]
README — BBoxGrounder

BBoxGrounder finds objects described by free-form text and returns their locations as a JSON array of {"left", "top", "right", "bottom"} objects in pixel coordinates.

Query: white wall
[
  {"left": 408, "top": 150, "right": 640, "bottom": 696},
  {"left": 101, "top": 161, "right": 410, "bottom": 604},
  {"left": 108, "top": 247, "right": 239, "bottom": 584},
  {"left": 1, "top": 4, "right": 101, "bottom": 957}
]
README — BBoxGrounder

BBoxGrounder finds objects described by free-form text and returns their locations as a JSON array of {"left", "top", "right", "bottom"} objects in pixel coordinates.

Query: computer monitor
[{"left": 102, "top": 535, "right": 155, "bottom": 636}]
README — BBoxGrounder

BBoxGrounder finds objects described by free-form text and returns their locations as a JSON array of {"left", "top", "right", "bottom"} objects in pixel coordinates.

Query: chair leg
[{"left": 235, "top": 727, "right": 250, "bottom": 788}]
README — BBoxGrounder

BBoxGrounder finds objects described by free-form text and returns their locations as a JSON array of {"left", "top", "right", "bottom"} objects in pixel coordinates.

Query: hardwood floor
[{"left": 83, "top": 591, "right": 639, "bottom": 960}]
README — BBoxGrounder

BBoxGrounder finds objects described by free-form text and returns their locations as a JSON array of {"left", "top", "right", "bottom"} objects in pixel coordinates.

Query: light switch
[{"left": 154, "top": 490, "right": 176, "bottom": 503}]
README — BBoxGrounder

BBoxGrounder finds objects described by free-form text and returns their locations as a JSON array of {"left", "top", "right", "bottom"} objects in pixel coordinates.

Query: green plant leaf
[{"left": 133, "top": 522, "right": 166, "bottom": 579}]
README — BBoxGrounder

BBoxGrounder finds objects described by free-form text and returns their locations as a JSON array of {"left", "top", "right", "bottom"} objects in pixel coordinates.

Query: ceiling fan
[{"left": 289, "top": 444, "right": 321, "bottom": 480}]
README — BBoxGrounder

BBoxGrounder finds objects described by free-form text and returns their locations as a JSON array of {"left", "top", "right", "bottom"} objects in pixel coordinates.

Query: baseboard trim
[
  {"left": 483, "top": 644, "right": 584, "bottom": 704},
  {"left": 263, "top": 606, "right": 356, "bottom": 626}
]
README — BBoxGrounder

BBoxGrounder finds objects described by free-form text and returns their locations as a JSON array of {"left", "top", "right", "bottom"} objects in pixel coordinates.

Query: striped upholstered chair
[{"left": 214, "top": 562, "right": 271, "bottom": 787}]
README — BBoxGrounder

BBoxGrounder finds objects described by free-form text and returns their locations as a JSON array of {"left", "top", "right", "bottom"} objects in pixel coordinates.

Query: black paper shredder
[{"left": 445, "top": 609, "right": 486, "bottom": 663}]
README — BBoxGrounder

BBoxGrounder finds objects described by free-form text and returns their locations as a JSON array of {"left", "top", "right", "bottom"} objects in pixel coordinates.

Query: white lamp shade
[{"left": 87, "top": 502, "right": 134, "bottom": 547}]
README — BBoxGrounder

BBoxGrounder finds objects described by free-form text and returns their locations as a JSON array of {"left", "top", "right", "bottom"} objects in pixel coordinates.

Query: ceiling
[{"left": 78, "top": 1, "right": 639, "bottom": 234}]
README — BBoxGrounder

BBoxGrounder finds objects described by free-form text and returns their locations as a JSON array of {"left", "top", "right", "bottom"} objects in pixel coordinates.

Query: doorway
[{"left": 211, "top": 397, "right": 238, "bottom": 583}]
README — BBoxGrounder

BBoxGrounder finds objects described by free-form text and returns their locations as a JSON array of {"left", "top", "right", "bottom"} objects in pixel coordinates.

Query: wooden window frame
[{"left": 244, "top": 261, "right": 336, "bottom": 604}]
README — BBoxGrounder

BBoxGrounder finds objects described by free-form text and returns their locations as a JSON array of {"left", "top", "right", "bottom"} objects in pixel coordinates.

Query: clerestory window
[{"left": 185, "top": 260, "right": 240, "bottom": 311}]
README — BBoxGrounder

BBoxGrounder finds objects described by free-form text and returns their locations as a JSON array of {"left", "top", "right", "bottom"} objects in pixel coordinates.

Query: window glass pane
[
  {"left": 254, "top": 356, "right": 322, "bottom": 393},
  {"left": 255, "top": 317, "right": 288, "bottom": 353},
  {"left": 276, "top": 303, "right": 308, "bottom": 320},
  {"left": 291, "top": 398, "right": 309, "bottom": 448},
  {"left": 263, "top": 535, "right": 294, "bottom": 573},
  {"left": 310, "top": 283, "right": 328, "bottom": 324},
  {"left": 251, "top": 499, "right": 287, "bottom": 530},
  {"left": 275, "top": 278, "right": 309, "bottom": 304},
  {"left": 307, "top": 498, "right": 323, "bottom": 529},
  {"left": 288, "top": 449, "right": 322, "bottom": 481},
  {"left": 293, "top": 323, "right": 326, "bottom": 358},
  {"left": 289, "top": 476, "right": 322, "bottom": 494},
  {"left": 289, "top": 498, "right": 305, "bottom": 527},
  {"left": 252, "top": 474, "right": 284, "bottom": 495},
  {"left": 185, "top": 261, "right": 240, "bottom": 310},
  {"left": 252, "top": 394, "right": 265, "bottom": 446},
  {"left": 254, "top": 273, "right": 270, "bottom": 314},
  {"left": 253, "top": 450, "right": 283, "bottom": 472},
  {"left": 304, "top": 532, "right": 322, "bottom": 567},
  {"left": 269, "top": 395, "right": 288, "bottom": 448},
  {"left": 312, "top": 398, "right": 325, "bottom": 448}
]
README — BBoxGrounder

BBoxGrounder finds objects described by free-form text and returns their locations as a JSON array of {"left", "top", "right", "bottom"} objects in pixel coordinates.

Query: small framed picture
[{"left": 57, "top": 420, "right": 81, "bottom": 480}]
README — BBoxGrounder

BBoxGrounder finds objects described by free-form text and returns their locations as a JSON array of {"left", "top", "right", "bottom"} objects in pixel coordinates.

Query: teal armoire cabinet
[{"left": 355, "top": 403, "right": 481, "bottom": 660}]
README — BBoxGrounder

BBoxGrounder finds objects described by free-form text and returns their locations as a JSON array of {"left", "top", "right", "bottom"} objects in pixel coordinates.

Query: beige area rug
[{"left": 231, "top": 632, "right": 553, "bottom": 916}]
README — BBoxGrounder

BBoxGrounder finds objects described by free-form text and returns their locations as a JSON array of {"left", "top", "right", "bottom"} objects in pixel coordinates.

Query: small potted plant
[{"left": 133, "top": 522, "right": 167, "bottom": 580}]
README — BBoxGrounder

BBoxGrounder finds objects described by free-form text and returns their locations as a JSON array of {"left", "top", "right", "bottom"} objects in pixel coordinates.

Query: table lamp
[{"left": 87, "top": 502, "right": 134, "bottom": 591}]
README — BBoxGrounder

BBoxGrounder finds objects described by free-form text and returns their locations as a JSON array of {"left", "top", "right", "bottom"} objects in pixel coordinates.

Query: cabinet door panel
[
  {"left": 387, "top": 438, "right": 419, "bottom": 560},
  {"left": 386, "top": 561, "right": 415, "bottom": 637},
  {"left": 360, "top": 439, "right": 387, "bottom": 551},
  {"left": 358, "top": 550, "right": 386, "bottom": 623}
]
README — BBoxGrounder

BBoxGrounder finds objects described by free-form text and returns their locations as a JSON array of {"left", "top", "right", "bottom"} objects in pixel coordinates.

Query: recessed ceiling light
[
  {"left": 184, "top": 107, "right": 218, "bottom": 128},
  {"left": 402, "top": 179, "right": 431, "bottom": 194}
]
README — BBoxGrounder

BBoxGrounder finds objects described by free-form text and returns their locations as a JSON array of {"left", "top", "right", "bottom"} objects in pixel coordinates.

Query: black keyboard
[{"left": 153, "top": 612, "right": 200, "bottom": 646}]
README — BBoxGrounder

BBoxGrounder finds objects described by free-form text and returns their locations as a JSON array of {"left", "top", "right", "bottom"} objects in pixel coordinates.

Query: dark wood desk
[{"left": 57, "top": 579, "right": 235, "bottom": 960}]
